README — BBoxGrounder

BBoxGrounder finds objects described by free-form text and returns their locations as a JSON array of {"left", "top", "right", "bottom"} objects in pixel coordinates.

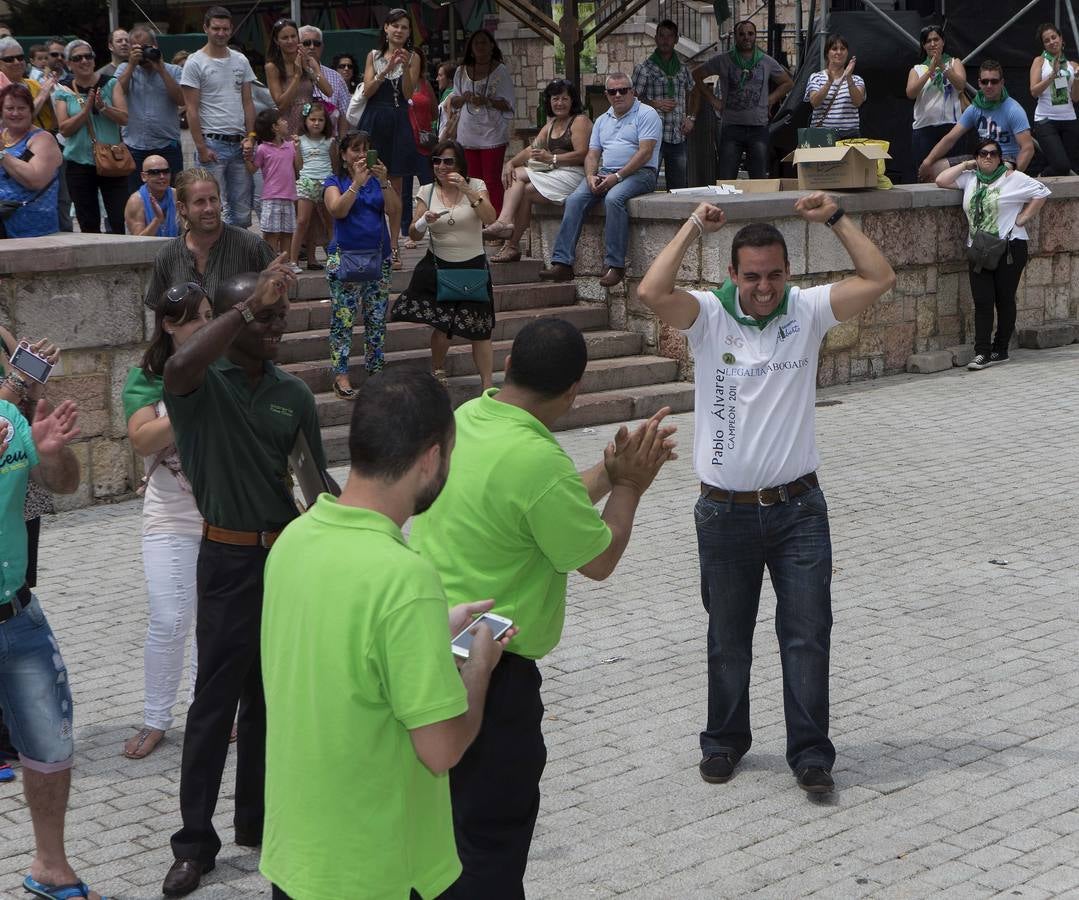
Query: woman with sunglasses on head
[
  {"left": 358, "top": 7, "right": 423, "bottom": 270},
  {"left": 450, "top": 29, "right": 514, "bottom": 213},
  {"left": 804, "top": 34, "right": 865, "bottom": 139},
  {"left": 484, "top": 79, "right": 591, "bottom": 263},
  {"left": 52, "top": 39, "right": 129, "bottom": 233},
  {"left": 936, "top": 138, "right": 1050, "bottom": 371},
  {"left": 393, "top": 139, "right": 496, "bottom": 390},
  {"left": 265, "top": 18, "right": 333, "bottom": 136},
  {"left": 0, "top": 82, "right": 62, "bottom": 237},
  {"left": 332, "top": 53, "right": 359, "bottom": 94},
  {"left": 120, "top": 281, "right": 214, "bottom": 760},
  {"left": 907, "top": 25, "right": 966, "bottom": 183},
  {"left": 1030, "top": 23, "right": 1079, "bottom": 176}
]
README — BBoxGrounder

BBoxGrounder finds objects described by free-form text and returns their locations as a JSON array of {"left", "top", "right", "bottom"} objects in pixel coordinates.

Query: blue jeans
[
  {"left": 717, "top": 123, "right": 770, "bottom": 180},
  {"left": 0, "top": 595, "right": 74, "bottom": 769},
  {"left": 694, "top": 484, "right": 835, "bottom": 771},
  {"left": 200, "top": 137, "right": 253, "bottom": 227},
  {"left": 660, "top": 141, "right": 688, "bottom": 189},
  {"left": 551, "top": 166, "right": 657, "bottom": 270}
]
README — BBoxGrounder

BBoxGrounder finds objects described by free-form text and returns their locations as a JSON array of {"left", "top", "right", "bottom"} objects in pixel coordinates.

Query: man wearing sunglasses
[
  {"left": 539, "top": 73, "right": 661, "bottom": 288},
  {"left": 298, "top": 24, "right": 350, "bottom": 138},
  {"left": 124, "top": 155, "right": 179, "bottom": 236},
  {"left": 918, "top": 60, "right": 1033, "bottom": 181}
]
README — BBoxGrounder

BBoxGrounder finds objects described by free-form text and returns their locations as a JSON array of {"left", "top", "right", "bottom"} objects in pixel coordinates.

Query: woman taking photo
[
  {"left": 450, "top": 29, "right": 515, "bottom": 213},
  {"left": 484, "top": 79, "right": 591, "bottom": 263},
  {"left": 322, "top": 132, "right": 399, "bottom": 399},
  {"left": 120, "top": 282, "right": 213, "bottom": 759},
  {"left": 0, "top": 82, "right": 62, "bottom": 237},
  {"left": 936, "top": 138, "right": 1050, "bottom": 371},
  {"left": 907, "top": 25, "right": 966, "bottom": 182},
  {"left": 804, "top": 35, "right": 865, "bottom": 139},
  {"left": 53, "top": 39, "right": 129, "bottom": 233},
  {"left": 358, "top": 7, "right": 422, "bottom": 270},
  {"left": 393, "top": 139, "right": 497, "bottom": 390},
  {"left": 265, "top": 18, "right": 334, "bottom": 135},
  {"left": 1030, "top": 22, "right": 1079, "bottom": 176}
]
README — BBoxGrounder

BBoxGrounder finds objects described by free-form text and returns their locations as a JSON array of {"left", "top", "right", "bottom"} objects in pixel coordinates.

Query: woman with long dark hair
[
  {"left": 332, "top": 52, "right": 359, "bottom": 93},
  {"left": 907, "top": 25, "right": 966, "bottom": 182},
  {"left": 265, "top": 17, "right": 334, "bottom": 135},
  {"left": 1030, "top": 22, "right": 1079, "bottom": 175},
  {"left": 120, "top": 282, "right": 213, "bottom": 759}
]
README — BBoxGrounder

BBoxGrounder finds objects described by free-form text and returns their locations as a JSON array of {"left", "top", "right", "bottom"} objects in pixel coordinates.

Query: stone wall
[
  {"left": 530, "top": 180, "right": 1079, "bottom": 385},
  {"left": 0, "top": 235, "right": 163, "bottom": 510}
]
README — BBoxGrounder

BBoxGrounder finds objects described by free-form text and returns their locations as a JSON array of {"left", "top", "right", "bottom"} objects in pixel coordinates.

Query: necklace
[
  {"left": 436, "top": 183, "right": 461, "bottom": 225},
  {"left": 467, "top": 63, "right": 491, "bottom": 111},
  {"left": 379, "top": 50, "right": 406, "bottom": 109}
]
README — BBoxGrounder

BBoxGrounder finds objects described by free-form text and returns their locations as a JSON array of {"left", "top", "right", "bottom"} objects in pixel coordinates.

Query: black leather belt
[
  {"left": 701, "top": 472, "right": 819, "bottom": 506},
  {"left": 204, "top": 132, "right": 245, "bottom": 142},
  {"left": 0, "top": 584, "right": 32, "bottom": 623}
]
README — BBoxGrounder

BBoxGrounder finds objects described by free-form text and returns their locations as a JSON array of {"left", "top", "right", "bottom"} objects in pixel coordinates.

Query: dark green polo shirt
[{"left": 164, "top": 358, "right": 326, "bottom": 532}]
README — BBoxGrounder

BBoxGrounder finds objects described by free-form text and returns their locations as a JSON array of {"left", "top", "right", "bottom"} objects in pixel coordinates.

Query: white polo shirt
[{"left": 683, "top": 283, "right": 838, "bottom": 491}]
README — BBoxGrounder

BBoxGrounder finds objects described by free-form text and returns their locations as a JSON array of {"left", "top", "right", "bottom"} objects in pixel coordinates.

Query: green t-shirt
[
  {"left": 121, "top": 366, "right": 163, "bottom": 421},
  {"left": 163, "top": 358, "right": 325, "bottom": 532},
  {"left": 260, "top": 497, "right": 467, "bottom": 900},
  {"left": 410, "top": 389, "right": 612, "bottom": 660},
  {"left": 0, "top": 400, "right": 38, "bottom": 598}
]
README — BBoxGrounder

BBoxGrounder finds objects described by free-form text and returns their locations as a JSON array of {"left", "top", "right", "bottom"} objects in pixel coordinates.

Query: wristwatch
[
  {"left": 234, "top": 300, "right": 255, "bottom": 323},
  {"left": 552, "top": 155, "right": 558, "bottom": 168},
  {"left": 614, "top": 172, "right": 624, "bottom": 182},
  {"left": 825, "top": 207, "right": 846, "bottom": 228}
]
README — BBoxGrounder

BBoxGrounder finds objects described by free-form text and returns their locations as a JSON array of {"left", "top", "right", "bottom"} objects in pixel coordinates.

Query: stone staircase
[{"left": 283, "top": 250, "right": 694, "bottom": 463}]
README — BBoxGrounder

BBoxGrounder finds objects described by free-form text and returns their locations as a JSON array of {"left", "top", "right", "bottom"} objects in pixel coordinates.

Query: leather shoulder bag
[{"left": 84, "top": 94, "right": 135, "bottom": 178}]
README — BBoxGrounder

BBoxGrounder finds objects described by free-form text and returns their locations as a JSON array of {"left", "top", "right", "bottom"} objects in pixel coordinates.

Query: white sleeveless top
[{"left": 1035, "top": 56, "right": 1077, "bottom": 122}]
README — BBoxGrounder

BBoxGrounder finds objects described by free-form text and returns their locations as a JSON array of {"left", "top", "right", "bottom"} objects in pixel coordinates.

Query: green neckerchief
[
  {"left": 730, "top": 47, "right": 764, "bottom": 88},
  {"left": 969, "top": 163, "right": 1007, "bottom": 236},
  {"left": 1043, "top": 51, "right": 1072, "bottom": 104},
  {"left": 712, "top": 278, "right": 791, "bottom": 329},
  {"left": 439, "top": 86, "right": 453, "bottom": 103},
  {"left": 922, "top": 54, "right": 953, "bottom": 90},
  {"left": 972, "top": 86, "right": 1009, "bottom": 110},
  {"left": 121, "top": 366, "right": 164, "bottom": 421},
  {"left": 650, "top": 50, "right": 682, "bottom": 97}
]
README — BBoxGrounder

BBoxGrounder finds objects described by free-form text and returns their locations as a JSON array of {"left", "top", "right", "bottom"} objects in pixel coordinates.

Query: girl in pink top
[{"left": 244, "top": 108, "right": 299, "bottom": 259}]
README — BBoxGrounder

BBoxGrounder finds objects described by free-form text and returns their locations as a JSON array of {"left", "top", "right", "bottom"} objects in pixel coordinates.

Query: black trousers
[
  {"left": 273, "top": 888, "right": 427, "bottom": 899},
  {"left": 443, "top": 653, "right": 546, "bottom": 900},
  {"left": 968, "top": 238, "right": 1028, "bottom": 357},
  {"left": 1034, "top": 118, "right": 1079, "bottom": 176},
  {"left": 171, "top": 539, "right": 269, "bottom": 865},
  {"left": 64, "top": 159, "right": 129, "bottom": 233}
]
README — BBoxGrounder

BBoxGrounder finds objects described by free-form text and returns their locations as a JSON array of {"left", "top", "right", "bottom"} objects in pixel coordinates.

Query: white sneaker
[{"left": 289, "top": 262, "right": 303, "bottom": 274}]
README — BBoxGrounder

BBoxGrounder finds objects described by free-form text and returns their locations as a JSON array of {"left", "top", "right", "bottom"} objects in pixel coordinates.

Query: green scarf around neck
[
  {"left": 649, "top": 50, "right": 681, "bottom": 76},
  {"left": 972, "top": 86, "right": 1009, "bottom": 110},
  {"left": 730, "top": 47, "right": 764, "bottom": 88},
  {"left": 712, "top": 278, "right": 791, "bottom": 329},
  {"left": 969, "top": 163, "right": 1006, "bottom": 234},
  {"left": 922, "top": 54, "right": 953, "bottom": 90},
  {"left": 1042, "top": 51, "right": 1072, "bottom": 104}
]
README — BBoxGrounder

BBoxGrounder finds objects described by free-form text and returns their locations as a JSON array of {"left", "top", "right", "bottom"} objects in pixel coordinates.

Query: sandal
[
  {"left": 122, "top": 727, "right": 165, "bottom": 760},
  {"left": 333, "top": 382, "right": 357, "bottom": 400},
  {"left": 432, "top": 369, "right": 450, "bottom": 388},
  {"left": 391, "top": 247, "right": 403, "bottom": 270},
  {"left": 483, "top": 221, "right": 513, "bottom": 241},
  {"left": 23, "top": 875, "right": 108, "bottom": 899},
  {"left": 491, "top": 244, "right": 521, "bottom": 264},
  {"left": 402, "top": 237, "right": 417, "bottom": 249}
]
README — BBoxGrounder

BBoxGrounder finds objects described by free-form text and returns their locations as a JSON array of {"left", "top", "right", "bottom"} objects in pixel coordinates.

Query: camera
[{"left": 140, "top": 45, "right": 161, "bottom": 63}]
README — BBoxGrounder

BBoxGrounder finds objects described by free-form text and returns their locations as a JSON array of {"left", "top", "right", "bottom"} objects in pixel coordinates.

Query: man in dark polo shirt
[
  {"left": 160, "top": 262, "right": 326, "bottom": 898},
  {"left": 144, "top": 168, "right": 275, "bottom": 311}
]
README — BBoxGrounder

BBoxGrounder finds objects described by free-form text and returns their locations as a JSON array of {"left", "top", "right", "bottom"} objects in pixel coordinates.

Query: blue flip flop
[
  {"left": 0, "top": 762, "right": 15, "bottom": 783},
  {"left": 23, "top": 875, "right": 108, "bottom": 899}
]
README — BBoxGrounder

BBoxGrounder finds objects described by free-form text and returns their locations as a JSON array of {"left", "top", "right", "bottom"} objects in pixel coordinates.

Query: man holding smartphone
[
  {"left": 410, "top": 318, "right": 676, "bottom": 897},
  {"left": 260, "top": 369, "right": 512, "bottom": 900}
]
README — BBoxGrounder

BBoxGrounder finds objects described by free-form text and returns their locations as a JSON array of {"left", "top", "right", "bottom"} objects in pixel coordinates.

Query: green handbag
[{"left": 435, "top": 266, "right": 489, "bottom": 302}]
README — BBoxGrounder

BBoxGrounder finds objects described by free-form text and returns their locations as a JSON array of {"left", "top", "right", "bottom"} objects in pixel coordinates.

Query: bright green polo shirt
[
  {"left": 260, "top": 496, "right": 467, "bottom": 900},
  {"left": 163, "top": 358, "right": 325, "bottom": 532},
  {"left": 410, "top": 389, "right": 612, "bottom": 660},
  {"left": 0, "top": 401, "right": 37, "bottom": 600}
]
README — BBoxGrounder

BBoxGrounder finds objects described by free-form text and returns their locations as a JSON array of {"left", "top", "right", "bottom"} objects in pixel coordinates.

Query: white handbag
[{"left": 346, "top": 83, "right": 366, "bottom": 127}]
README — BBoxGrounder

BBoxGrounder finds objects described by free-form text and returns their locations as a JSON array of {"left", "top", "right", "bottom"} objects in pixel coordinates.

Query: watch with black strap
[{"left": 825, "top": 207, "right": 846, "bottom": 228}]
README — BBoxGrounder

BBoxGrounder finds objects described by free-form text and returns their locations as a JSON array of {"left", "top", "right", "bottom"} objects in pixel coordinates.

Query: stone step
[
  {"left": 278, "top": 303, "right": 609, "bottom": 363},
  {"left": 317, "top": 379, "right": 695, "bottom": 462},
  {"left": 284, "top": 329, "right": 644, "bottom": 397}
]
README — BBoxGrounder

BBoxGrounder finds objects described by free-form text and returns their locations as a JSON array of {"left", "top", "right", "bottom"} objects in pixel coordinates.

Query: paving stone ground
[{"left": 1, "top": 345, "right": 1077, "bottom": 900}]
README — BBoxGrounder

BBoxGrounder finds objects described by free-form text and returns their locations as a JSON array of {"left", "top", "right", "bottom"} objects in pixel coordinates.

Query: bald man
[{"left": 125, "top": 155, "right": 180, "bottom": 237}]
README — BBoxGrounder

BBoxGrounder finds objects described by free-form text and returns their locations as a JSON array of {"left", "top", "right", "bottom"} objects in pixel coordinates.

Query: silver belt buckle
[{"left": 757, "top": 484, "right": 789, "bottom": 507}]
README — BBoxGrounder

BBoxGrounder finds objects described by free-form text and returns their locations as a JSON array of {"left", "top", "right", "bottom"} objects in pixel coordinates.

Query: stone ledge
[
  {"left": 1017, "top": 320, "right": 1078, "bottom": 349},
  {"left": 947, "top": 344, "right": 975, "bottom": 367},
  {"left": 906, "top": 350, "right": 953, "bottom": 374},
  {"left": 0, "top": 233, "right": 167, "bottom": 275}
]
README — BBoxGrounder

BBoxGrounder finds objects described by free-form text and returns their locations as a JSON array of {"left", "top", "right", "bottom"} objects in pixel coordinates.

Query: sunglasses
[
  {"left": 0, "top": 54, "right": 24, "bottom": 63},
  {"left": 336, "top": 61, "right": 354, "bottom": 68},
  {"left": 606, "top": 87, "right": 631, "bottom": 96},
  {"left": 143, "top": 167, "right": 171, "bottom": 176},
  {"left": 430, "top": 156, "right": 457, "bottom": 166},
  {"left": 69, "top": 53, "right": 95, "bottom": 63},
  {"left": 302, "top": 39, "right": 322, "bottom": 47},
  {"left": 979, "top": 77, "right": 1001, "bottom": 85},
  {"left": 48, "top": 51, "right": 63, "bottom": 57},
  {"left": 976, "top": 149, "right": 1001, "bottom": 159},
  {"left": 165, "top": 281, "right": 204, "bottom": 304}
]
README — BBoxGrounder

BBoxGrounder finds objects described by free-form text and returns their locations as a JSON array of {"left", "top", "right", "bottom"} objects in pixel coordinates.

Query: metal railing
[{"left": 657, "top": 0, "right": 703, "bottom": 45}]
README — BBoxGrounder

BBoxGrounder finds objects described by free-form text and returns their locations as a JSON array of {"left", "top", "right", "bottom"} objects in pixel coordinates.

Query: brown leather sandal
[
  {"left": 123, "top": 726, "right": 165, "bottom": 759},
  {"left": 491, "top": 244, "right": 521, "bottom": 263}
]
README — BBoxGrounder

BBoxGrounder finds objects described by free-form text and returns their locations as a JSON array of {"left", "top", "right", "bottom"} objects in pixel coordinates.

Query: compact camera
[{"left": 140, "top": 45, "right": 162, "bottom": 63}]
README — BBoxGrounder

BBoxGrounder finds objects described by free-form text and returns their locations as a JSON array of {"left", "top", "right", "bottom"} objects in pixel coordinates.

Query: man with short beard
[
  {"left": 143, "top": 168, "right": 274, "bottom": 311},
  {"left": 160, "top": 263, "right": 326, "bottom": 897},
  {"left": 97, "top": 28, "right": 129, "bottom": 79}
]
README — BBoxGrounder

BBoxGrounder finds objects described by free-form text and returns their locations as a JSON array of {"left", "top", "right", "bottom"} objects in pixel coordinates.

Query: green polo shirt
[
  {"left": 0, "top": 401, "right": 38, "bottom": 600},
  {"left": 410, "top": 389, "right": 612, "bottom": 660},
  {"left": 260, "top": 496, "right": 468, "bottom": 900},
  {"left": 163, "top": 358, "right": 325, "bottom": 532}
]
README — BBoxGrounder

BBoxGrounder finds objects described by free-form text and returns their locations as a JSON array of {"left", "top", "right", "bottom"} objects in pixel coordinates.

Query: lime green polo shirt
[
  {"left": 163, "top": 358, "right": 325, "bottom": 532},
  {"left": 260, "top": 496, "right": 467, "bottom": 900},
  {"left": 0, "top": 401, "right": 37, "bottom": 599},
  {"left": 410, "top": 389, "right": 612, "bottom": 660}
]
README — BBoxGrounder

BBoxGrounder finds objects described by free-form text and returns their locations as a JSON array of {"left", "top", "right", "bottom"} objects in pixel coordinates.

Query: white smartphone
[
  {"left": 9, "top": 344, "right": 52, "bottom": 384},
  {"left": 451, "top": 612, "right": 513, "bottom": 659}
]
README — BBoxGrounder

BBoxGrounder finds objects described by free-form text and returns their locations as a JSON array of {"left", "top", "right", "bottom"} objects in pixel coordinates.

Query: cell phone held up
[
  {"left": 365, "top": 149, "right": 379, "bottom": 169},
  {"left": 9, "top": 344, "right": 53, "bottom": 384},
  {"left": 451, "top": 612, "right": 512, "bottom": 659}
]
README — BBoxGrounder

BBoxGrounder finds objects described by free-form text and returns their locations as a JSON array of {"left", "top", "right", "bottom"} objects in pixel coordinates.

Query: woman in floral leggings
[{"left": 322, "top": 132, "right": 401, "bottom": 398}]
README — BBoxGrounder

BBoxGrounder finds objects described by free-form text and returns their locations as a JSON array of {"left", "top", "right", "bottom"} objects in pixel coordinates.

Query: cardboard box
[
  {"left": 781, "top": 144, "right": 891, "bottom": 190},
  {"left": 717, "top": 178, "right": 801, "bottom": 193}
]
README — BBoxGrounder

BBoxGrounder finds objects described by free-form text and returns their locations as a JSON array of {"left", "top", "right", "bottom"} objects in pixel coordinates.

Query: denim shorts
[{"left": 0, "top": 595, "right": 75, "bottom": 770}]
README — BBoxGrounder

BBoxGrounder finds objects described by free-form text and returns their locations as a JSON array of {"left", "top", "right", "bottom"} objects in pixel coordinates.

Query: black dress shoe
[
  {"left": 795, "top": 765, "right": 834, "bottom": 794},
  {"left": 162, "top": 858, "right": 214, "bottom": 897},
  {"left": 699, "top": 753, "right": 736, "bottom": 784}
]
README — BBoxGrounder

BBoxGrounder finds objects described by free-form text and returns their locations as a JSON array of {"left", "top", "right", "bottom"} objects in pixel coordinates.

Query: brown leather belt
[
  {"left": 700, "top": 471, "right": 819, "bottom": 507},
  {"left": 203, "top": 523, "right": 281, "bottom": 549}
]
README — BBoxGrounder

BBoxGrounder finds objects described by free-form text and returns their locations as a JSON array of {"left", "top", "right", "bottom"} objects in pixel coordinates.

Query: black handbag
[{"left": 966, "top": 230, "right": 1011, "bottom": 273}]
